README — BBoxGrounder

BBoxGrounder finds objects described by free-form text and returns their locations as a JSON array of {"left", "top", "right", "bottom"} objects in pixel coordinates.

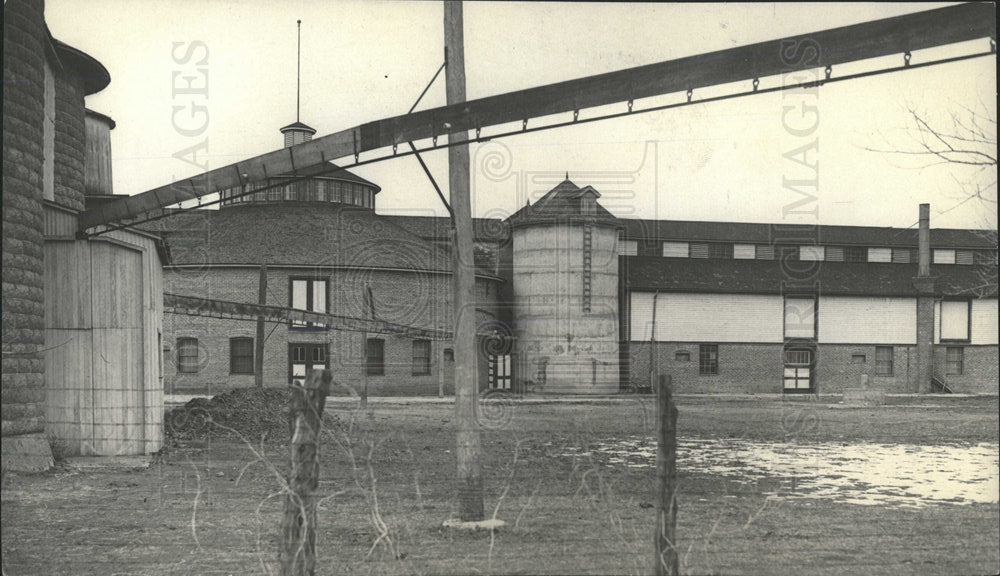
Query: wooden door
[{"left": 90, "top": 242, "right": 145, "bottom": 455}]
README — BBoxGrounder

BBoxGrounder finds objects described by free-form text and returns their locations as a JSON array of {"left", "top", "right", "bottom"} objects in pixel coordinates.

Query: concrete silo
[{"left": 509, "top": 180, "right": 621, "bottom": 394}]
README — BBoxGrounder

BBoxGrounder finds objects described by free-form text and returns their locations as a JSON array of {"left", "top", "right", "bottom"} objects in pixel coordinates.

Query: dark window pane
[
  {"left": 177, "top": 338, "right": 199, "bottom": 373},
  {"left": 230, "top": 337, "right": 254, "bottom": 374},
  {"left": 699, "top": 344, "right": 718, "bottom": 375},
  {"left": 875, "top": 346, "right": 893, "bottom": 376},
  {"left": 946, "top": 347, "right": 964, "bottom": 375},
  {"left": 367, "top": 338, "right": 385, "bottom": 376},
  {"left": 412, "top": 339, "right": 431, "bottom": 376}
]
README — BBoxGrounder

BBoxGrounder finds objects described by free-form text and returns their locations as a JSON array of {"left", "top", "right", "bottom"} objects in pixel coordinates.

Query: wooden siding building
[{"left": 3, "top": 0, "right": 166, "bottom": 471}]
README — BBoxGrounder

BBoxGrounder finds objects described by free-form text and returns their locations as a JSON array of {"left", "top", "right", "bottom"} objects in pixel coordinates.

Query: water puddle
[{"left": 561, "top": 437, "right": 999, "bottom": 507}]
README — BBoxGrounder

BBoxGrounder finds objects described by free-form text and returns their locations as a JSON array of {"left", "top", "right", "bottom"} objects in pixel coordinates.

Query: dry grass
[{"left": 2, "top": 395, "right": 998, "bottom": 575}]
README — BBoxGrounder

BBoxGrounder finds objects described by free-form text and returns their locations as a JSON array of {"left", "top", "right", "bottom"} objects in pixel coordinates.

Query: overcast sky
[{"left": 46, "top": 2, "right": 996, "bottom": 230}]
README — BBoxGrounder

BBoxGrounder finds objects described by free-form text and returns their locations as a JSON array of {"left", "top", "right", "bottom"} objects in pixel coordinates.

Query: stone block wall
[{"left": 2, "top": 0, "right": 52, "bottom": 471}]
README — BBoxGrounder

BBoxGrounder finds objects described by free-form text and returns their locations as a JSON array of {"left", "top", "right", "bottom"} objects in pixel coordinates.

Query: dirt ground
[{"left": 2, "top": 395, "right": 998, "bottom": 575}]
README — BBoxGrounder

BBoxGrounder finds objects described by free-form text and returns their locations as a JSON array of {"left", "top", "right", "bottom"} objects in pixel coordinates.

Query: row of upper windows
[
  {"left": 618, "top": 239, "right": 994, "bottom": 265},
  {"left": 175, "top": 336, "right": 442, "bottom": 378},
  {"left": 221, "top": 179, "right": 376, "bottom": 209}
]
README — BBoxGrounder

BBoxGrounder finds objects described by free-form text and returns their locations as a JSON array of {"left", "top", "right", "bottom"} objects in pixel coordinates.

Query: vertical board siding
[
  {"left": 629, "top": 292, "right": 783, "bottom": 342},
  {"left": 817, "top": 296, "right": 916, "bottom": 344},
  {"left": 44, "top": 240, "right": 92, "bottom": 328},
  {"left": 43, "top": 204, "right": 78, "bottom": 237},
  {"left": 43, "top": 229, "right": 163, "bottom": 456},
  {"left": 43, "top": 330, "right": 93, "bottom": 456},
  {"left": 971, "top": 299, "right": 999, "bottom": 345}
]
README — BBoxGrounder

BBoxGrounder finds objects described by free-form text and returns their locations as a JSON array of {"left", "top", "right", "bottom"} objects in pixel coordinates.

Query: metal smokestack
[{"left": 918, "top": 203, "right": 930, "bottom": 277}]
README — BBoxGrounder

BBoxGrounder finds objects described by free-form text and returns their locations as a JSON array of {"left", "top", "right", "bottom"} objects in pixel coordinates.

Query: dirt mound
[{"left": 165, "top": 387, "right": 336, "bottom": 445}]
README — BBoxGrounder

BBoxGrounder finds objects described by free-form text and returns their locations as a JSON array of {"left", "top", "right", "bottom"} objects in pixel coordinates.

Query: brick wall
[
  {"left": 814, "top": 344, "right": 917, "bottom": 393},
  {"left": 933, "top": 345, "right": 999, "bottom": 394},
  {"left": 628, "top": 342, "right": 783, "bottom": 393},
  {"left": 2, "top": 0, "right": 48, "bottom": 440},
  {"left": 53, "top": 73, "right": 86, "bottom": 211},
  {"left": 628, "top": 341, "right": 999, "bottom": 394},
  {"left": 162, "top": 265, "right": 500, "bottom": 395}
]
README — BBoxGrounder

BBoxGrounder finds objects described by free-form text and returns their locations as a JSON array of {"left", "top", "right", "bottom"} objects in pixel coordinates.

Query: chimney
[
  {"left": 917, "top": 203, "right": 930, "bottom": 277},
  {"left": 913, "top": 203, "right": 936, "bottom": 394}
]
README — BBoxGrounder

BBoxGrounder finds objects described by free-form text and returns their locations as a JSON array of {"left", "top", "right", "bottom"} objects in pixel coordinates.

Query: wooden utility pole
[
  {"left": 361, "top": 284, "right": 374, "bottom": 408},
  {"left": 279, "top": 368, "right": 332, "bottom": 576},
  {"left": 445, "top": 0, "right": 484, "bottom": 522},
  {"left": 654, "top": 374, "right": 679, "bottom": 576},
  {"left": 255, "top": 265, "right": 267, "bottom": 387}
]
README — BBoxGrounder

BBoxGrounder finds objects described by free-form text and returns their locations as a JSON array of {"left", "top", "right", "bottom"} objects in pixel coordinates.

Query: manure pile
[{"left": 165, "top": 387, "right": 338, "bottom": 444}]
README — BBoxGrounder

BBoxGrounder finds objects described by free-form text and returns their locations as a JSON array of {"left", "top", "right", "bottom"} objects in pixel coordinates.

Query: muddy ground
[{"left": 2, "top": 395, "right": 998, "bottom": 575}]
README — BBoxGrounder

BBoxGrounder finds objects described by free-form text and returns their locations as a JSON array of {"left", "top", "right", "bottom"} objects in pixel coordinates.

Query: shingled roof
[
  {"left": 508, "top": 179, "right": 620, "bottom": 227},
  {"left": 625, "top": 257, "right": 998, "bottom": 297},
  {"left": 145, "top": 203, "right": 499, "bottom": 278},
  {"left": 382, "top": 215, "right": 509, "bottom": 244}
]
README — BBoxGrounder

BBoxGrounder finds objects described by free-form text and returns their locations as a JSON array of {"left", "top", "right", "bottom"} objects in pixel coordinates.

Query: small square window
[
  {"left": 933, "top": 249, "right": 956, "bottom": 264},
  {"left": 674, "top": 351, "right": 690, "bottom": 362},
  {"left": 755, "top": 245, "right": 775, "bottom": 260},
  {"left": 663, "top": 242, "right": 689, "bottom": 258},
  {"left": 868, "top": 248, "right": 892, "bottom": 263},
  {"left": 443, "top": 348, "right": 454, "bottom": 361},
  {"left": 851, "top": 354, "right": 866, "bottom": 364},
  {"left": 733, "top": 244, "right": 755, "bottom": 259},
  {"left": 799, "top": 246, "right": 825, "bottom": 261}
]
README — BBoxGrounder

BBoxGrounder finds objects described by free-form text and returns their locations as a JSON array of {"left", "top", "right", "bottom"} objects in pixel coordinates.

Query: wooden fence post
[
  {"left": 280, "top": 368, "right": 332, "bottom": 576},
  {"left": 654, "top": 374, "right": 679, "bottom": 576}
]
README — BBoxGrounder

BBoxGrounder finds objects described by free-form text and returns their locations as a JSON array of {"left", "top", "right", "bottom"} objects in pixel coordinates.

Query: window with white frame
[
  {"left": 799, "top": 246, "right": 825, "bottom": 261},
  {"left": 939, "top": 300, "right": 970, "bottom": 341},
  {"left": 867, "top": 248, "right": 892, "bottom": 262},
  {"left": 784, "top": 297, "right": 816, "bottom": 339},
  {"left": 933, "top": 249, "right": 956, "bottom": 264},
  {"left": 290, "top": 278, "right": 328, "bottom": 329},
  {"left": 662, "top": 242, "right": 689, "bottom": 257},
  {"left": 733, "top": 244, "right": 755, "bottom": 259}
]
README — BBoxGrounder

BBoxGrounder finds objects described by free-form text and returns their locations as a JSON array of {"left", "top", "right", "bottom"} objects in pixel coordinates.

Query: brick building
[{"left": 155, "top": 143, "right": 997, "bottom": 395}]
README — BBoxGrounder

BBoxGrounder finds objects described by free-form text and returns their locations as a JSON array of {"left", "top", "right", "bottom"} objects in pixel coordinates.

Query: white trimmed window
[
  {"left": 867, "top": 248, "right": 892, "bottom": 262},
  {"left": 290, "top": 278, "right": 328, "bottom": 329},
  {"left": 662, "top": 242, "right": 689, "bottom": 257},
  {"left": 733, "top": 244, "right": 755, "bottom": 259},
  {"left": 934, "top": 249, "right": 956, "bottom": 264},
  {"left": 799, "top": 246, "right": 825, "bottom": 261},
  {"left": 784, "top": 297, "right": 816, "bottom": 339},
  {"left": 939, "top": 300, "right": 970, "bottom": 341},
  {"left": 618, "top": 239, "right": 638, "bottom": 256}
]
